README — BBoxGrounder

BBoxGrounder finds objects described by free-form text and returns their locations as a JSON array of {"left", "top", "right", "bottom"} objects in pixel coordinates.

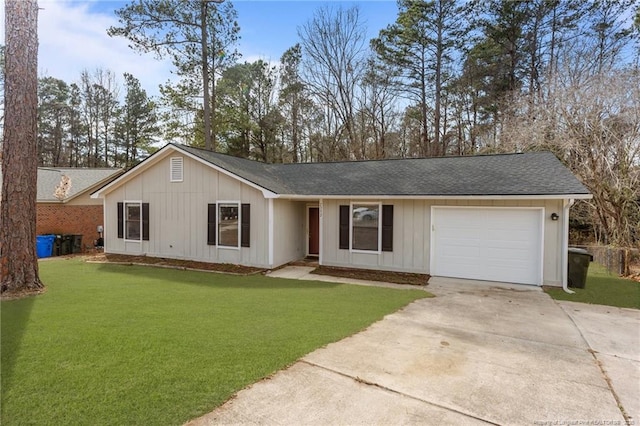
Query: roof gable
[
  {"left": 37, "top": 168, "right": 123, "bottom": 203},
  {"left": 91, "top": 144, "right": 280, "bottom": 199}
]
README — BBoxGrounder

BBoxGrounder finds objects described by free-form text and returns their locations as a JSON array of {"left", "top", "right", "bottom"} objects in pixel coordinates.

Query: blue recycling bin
[{"left": 36, "top": 234, "right": 56, "bottom": 258}]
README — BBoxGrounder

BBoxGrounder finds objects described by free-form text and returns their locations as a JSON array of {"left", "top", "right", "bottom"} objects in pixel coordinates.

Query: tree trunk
[
  {"left": 433, "top": 2, "right": 443, "bottom": 157},
  {"left": 1, "top": 0, "right": 44, "bottom": 296},
  {"left": 201, "top": 1, "right": 212, "bottom": 151}
]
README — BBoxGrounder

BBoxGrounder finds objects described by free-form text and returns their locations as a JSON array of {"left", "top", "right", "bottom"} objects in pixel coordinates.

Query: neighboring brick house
[{"left": 36, "top": 168, "right": 123, "bottom": 251}]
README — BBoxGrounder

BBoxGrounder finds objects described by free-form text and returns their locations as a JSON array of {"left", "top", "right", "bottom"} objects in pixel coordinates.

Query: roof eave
[
  {"left": 37, "top": 199, "right": 64, "bottom": 204},
  {"left": 273, "top": 193, "right": 593, "bottom": 200}
]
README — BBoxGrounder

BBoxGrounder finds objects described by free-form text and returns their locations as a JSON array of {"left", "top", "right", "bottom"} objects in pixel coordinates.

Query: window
[
  {"left": 207, "top": 203, "right": 250, "bottom": 248},
  {"left": 352, "top": 204, "right": 380, "bottom": 251},
  {"left": 170, "top": 157, "right": 183, "bottom": 182},
  {"left": 126, "top": 203, "right": 141, "bottom": 240},
  {"left": 218, "top": 203, "right": 239, "bottom": 247},
  {"left": 118, "top": 202, "right": 149, "bottom": 241},
  {"left": 339, "top": 204, "right": 393, "bottom": 253}
]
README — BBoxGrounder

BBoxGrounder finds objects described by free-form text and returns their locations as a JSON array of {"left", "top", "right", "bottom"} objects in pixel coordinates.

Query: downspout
[
  {"left": 562, "top": 199, "right": 575, "bottom": 294},
  {"left": 102, "top": 195, "right": 107, "bottom": 253}
]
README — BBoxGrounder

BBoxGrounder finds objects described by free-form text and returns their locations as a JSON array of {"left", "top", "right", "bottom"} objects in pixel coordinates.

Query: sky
[{"left": 0, "top": 0, "right": 399, "bottom": 98}]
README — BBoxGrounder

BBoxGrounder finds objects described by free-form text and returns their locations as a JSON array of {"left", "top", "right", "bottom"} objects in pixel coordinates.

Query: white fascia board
[{"left": 273, "top": 193, "right": 593, "bottom": 201}]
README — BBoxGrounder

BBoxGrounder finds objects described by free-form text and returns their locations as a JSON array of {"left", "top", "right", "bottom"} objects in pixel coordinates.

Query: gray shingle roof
[
  {"left": 176, "top": 144, "right": 590, "bottom": 197},
  {"left": 38, "top": 168, "right": 123, "bottom": 202}
]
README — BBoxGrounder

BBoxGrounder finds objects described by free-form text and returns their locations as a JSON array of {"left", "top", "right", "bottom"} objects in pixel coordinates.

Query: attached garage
[{"left": 431, "top": 207, "right": 543, "bottom": 286}]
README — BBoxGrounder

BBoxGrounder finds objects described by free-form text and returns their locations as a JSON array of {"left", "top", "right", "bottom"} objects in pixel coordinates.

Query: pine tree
[
  {"left": 109, "top": 0, "right": 240, "bottom": 150},
  {"left": 1, "top": 0, "right": 44, "bottom": 296}
]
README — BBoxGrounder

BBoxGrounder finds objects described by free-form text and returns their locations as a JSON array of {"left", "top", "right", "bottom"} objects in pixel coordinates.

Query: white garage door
[{"left": 431, "top": 207, "right": 543, "bottom": 286}]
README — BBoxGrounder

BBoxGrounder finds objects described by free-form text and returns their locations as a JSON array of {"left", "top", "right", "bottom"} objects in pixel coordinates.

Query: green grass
[
  {"left": 545, "top": 263, "right": 639, "bottom": 309},
  {"left": 1, "top": 259, "right": 428, "bottom": 426}
]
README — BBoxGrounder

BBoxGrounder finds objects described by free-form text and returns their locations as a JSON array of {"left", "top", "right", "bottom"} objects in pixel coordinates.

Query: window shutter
[
  {"left": 381, "top": 205, "right": 393, "bottom": 252},
  {"left": 117, "top": 202, "right": 123, "bottom": 239},
  {"left": 241, "top": 204, "right": 250, "bottom": 248},
  {"left": 339, "top": 205, "right": 349, "bottom": 250},
  {"left": 142, "top": 203, "right": 150, "bottom": 241},
  {"left": 207, "top": 204, "right": 216, "bottom": 245},
  {"left": 170, "top": 157, "right": 183, "bottom": 182}
]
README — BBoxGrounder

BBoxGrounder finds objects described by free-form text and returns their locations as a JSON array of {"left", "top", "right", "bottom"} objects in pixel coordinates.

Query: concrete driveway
[{"left": 188, "top": 276, "right": 639, "bottom": 425}]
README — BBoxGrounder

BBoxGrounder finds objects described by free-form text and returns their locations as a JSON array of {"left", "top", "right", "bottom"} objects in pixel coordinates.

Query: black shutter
[
  {"left": 381, "top": 205, "right": 393, "bottom": 252},
  {"left": 117, "top": 202, "right": 123, "bottom": 238},
  {"left": 339, "top": 205, "right": 349, "bottom": 250},
  {"left": 142, "top": 203, "right": 150, "bottom": 241},
  {"left": 207, "top": 204, "right": 216, "bottom": 245},
  {"left": 241, "top": 204, "right": 250, "bottom": 248}
]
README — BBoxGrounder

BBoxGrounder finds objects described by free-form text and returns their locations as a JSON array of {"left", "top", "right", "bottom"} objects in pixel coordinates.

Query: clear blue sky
[
  {"left": 231, "top": 1, "right": 398, "bottom": 61},
  {"left": 89, "top": 0, "right": 399, "bottom": 63}
]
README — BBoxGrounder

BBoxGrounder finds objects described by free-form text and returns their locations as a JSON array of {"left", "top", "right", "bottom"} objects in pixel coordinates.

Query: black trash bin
[
  {"left": 568, "top": 247, "right": 593, "bottom": 289},
  {"left": 52, "top": 235, "right": 63, "bottom": 256},
  {"left": 60, "top": 235, "right": 73, "bottom": 255},
  {"left": 71, "top": 234, "right": 83, "bottom": 253}
]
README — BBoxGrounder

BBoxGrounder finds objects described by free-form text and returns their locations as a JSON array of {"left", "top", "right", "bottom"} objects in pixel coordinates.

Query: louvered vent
[{"left": 170, "top": 157, "right": 183, "bottom": 182}]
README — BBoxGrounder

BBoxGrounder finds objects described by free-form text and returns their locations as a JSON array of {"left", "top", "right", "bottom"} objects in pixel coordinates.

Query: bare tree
[
  {"left": 299, "top": 6, "right": 367, "bottom": 160},
  {"left": 79, "top": 69, "right": 120, "bottom": 167},
  {"left": 1, "top": 0, "right": 44, "bottom": 296},
  {"left": 279, "top": 44, "right": 314, "bottom": 163},
  {"left": 501, "top": 64, "right": 640, "bottom": 248},
  {"left": 360, "top": 57, "right": 399, "bottom": 159}
]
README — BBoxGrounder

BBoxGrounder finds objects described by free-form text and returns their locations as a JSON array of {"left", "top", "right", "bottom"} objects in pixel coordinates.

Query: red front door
[{"left": 309, "top": 207, "right": 319, "bottom": 256}]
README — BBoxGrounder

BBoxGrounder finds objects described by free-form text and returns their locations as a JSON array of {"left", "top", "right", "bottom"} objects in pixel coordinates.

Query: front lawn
[
  {"left": 545, "top": 262, "right": 639, "bottom": 309},
  {"left": 1, "top": 259, "right": 428, "bottom": 426}
]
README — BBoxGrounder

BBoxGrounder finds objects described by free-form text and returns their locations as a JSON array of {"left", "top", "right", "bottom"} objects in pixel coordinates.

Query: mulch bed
[
  {"left": 85, "top": 253, "right": 265, "bottom": 275},
  {"left": 82, "top": 253, "right": 429, "bottom": 285},
  {"left": 311, "top": 265, "right": 430, "bottom": 286}
]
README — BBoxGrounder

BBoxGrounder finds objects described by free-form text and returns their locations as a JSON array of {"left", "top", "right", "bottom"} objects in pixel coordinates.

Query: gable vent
[{"left": 170, "top": 157, "right": 183, "bottom": 182}]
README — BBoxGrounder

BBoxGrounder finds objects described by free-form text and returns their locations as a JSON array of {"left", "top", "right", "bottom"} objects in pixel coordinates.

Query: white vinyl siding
[
  {"left": 321, "top": 198, "right": 563, "bottom": 286},
  {"left": 272, "top": 200, "right": 306, "bottom": 266},
  {"left": 104, "top": 153, "right": 270, "bottom": 268}
]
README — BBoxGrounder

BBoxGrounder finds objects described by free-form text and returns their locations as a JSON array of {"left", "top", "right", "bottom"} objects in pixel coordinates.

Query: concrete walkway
[
  {"left": 265, "top": 265, "right": 426, "bottom": 290},
  {"left": 187, "top": 271, "right": 640, "bottom": 426}
]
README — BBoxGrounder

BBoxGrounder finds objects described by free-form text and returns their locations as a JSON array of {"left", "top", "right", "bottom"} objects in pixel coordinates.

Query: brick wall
[{"left": 37, "top": 204, "right": 104, "bottom": 251}]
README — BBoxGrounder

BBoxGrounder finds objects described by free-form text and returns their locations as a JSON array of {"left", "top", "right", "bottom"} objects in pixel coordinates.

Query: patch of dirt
[
  {"left": 85, "top": 253, "right": 265, "bottom": 275},
  {"left": 0, "top": 287, "right": 46, "bottom": 301},
  {"left": 311, "top": 265, "right": 429, "bottom": 286}
]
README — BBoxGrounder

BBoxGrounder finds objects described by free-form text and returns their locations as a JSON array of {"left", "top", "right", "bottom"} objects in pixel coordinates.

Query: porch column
[
  {"left": 561, "top": 198, "right": 575, "bottom": 293},
  {"left": 319, "top": 199, "right": 323, "bottom": 265},
  {"left": 268, "top": 198, "right": 274, "bottom": 267}
]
